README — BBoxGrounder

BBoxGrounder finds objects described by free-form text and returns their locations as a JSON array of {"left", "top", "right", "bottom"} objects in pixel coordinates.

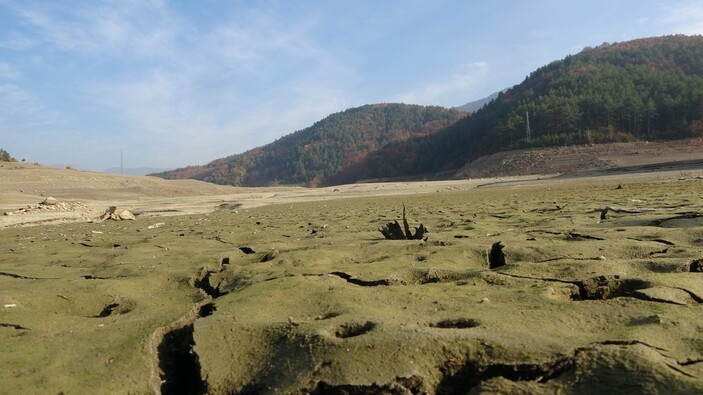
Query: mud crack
[
  {"left": 436, "top": 339, "right": 690, "bottom": 393},
  {"left": 191, "top": 266, "right": 228, "bottom": 298},
  {"left": 495, "top": 272, "right": 693, "bottom": 304},
  {"left": 0, "top": 323, "right": 30, "bottom": 330},
  {"left": 0, "top": 271, "right": 50, "bottom": 279},
  {"left": 308, "top": 375, "right": 427, "bottom": 395},
  {"left": 150, "top": 260, "right": 231, "bottom": 394},
  {"left": 148, "top": 300, "right": 211, "bottom": 395},
  {"left": 328, "top": 271, "right": 402, "bottom": 286},
  {"left": 158, "top": 323, "right": 207, "bottom": 395},
  {"left": 430, "top": 318, "right": 480, "bottom": 329},
  {"left": 436, "top": 353, "right": 574, "bottom": 393}
]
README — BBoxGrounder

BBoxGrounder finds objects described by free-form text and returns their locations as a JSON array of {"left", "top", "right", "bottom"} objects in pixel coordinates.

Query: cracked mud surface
[{"left": 1, "top": 169, "right": 703, "bottom": 393}]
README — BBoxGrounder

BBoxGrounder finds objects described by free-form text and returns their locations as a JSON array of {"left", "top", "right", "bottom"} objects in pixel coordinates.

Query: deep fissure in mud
[
  {"left": 157, "top": 265, "right": 228, "bottom": 394},
  {"left": 198, "top": 302, "right": 216, "bottom": 317},
  {"left": 158, "top": 323, "right": 207, "bottom": 395},
  {"left": 192, "top": 268, "right": 227, "bottom": 298}
]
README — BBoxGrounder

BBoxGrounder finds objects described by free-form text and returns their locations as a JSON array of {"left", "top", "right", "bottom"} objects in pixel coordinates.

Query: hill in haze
[
  {"left": 154, "top": 104, "right": 465, "bottom": 186},
  {"left": 455, "top": 90, "right": 502, "bottom": 113},
  {"left": 156, "top": 35, "right": 703, "bottom": 187}
]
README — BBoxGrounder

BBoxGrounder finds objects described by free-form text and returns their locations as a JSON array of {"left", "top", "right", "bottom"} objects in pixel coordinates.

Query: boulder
[
  {"left": 96, "top": 206, "right": 135, "bottom": 221},
  {"left": 41, "top": 197, "right": 59, "bottom": 205},
  {"left": 118, "top": 210, "right": 135, "bottom": 220}
]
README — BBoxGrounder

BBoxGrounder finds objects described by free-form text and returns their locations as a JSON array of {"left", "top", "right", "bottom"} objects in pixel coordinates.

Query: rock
[
  {"left": 41, "top": 197, "right": 59, "bottom": 205},
  {"left": 96, "top": 206, "right": 136, "bottom": 221},
  {"left": 118, "top": 210, "right": 135, "bottom": 220}
]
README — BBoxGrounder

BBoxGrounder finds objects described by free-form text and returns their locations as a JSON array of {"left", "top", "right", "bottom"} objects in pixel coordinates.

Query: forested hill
[
  {"left": 398, "top": 34, "right": 703, "bottom": 174},
  {"left": 154, "top": 104, "right": 465, "bottom": 186},
  {"left": 156, "top": 35, "right": 703, "bottom": 186}
]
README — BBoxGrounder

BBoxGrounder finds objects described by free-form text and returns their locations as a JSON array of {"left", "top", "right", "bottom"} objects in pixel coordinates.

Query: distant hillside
[
  {"left": 154, "top": 104, "right": 465, "bottom": 186},
  {"left": 372, "top": 35, "right": 703, "bottom": 176},
  {"left": 455, "top": 90, "right": 502, "bottom": 113}
]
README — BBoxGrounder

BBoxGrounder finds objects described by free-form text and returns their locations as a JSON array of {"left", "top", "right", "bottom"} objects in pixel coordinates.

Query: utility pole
[{"left": 525, "top": 110, "right": 531, "bottom": 140}]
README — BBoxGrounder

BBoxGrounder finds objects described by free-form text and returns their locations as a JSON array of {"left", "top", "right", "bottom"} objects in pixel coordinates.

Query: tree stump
[{"left": 379, "top": 205, "right": 429, "bottom": 241}]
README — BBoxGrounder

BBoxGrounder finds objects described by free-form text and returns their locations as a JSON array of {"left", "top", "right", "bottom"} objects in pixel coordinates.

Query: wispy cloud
[
  {"left": 0, "top": 83, "right": 62, "bottom": 136},
  {"left": 0, "top": 62, "right": 20, "bottom": 79},
  {"left": 6, "top": 0, "right": 179, "bottom": 55},
  {"left": 659, "top": 2, "right": 703, "bottom": 34},
  {"left": 0, "top": 1, "right": 356, "bottom": 168},
  {"left": 396, "top": 62, "right": 490, "bottom": 106}
]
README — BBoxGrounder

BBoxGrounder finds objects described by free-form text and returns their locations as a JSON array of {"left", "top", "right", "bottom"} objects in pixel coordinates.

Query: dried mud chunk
[{"left": 335, "top": 321, "right": 376, "bottom": 338}]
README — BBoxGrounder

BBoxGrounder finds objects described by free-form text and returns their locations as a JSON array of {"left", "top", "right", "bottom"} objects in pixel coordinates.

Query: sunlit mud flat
[{"left": 1, "top": 175, "right": 702, "bottom": 394}]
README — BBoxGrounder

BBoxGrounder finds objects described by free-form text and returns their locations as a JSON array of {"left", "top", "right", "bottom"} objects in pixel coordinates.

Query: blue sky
[{"left": 1, "top": 0, "right": 702, "bottom": 171}]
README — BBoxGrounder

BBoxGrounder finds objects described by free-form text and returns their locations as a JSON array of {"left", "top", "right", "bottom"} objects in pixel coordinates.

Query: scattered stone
[
  {"left": 118, "top": 210, "right": 135, "bottom": 220},
  {"left": 95, "top": 206, "right": 136, "bottom": 222},
  {"left": 4, "top": 200, "right": 90, "bottom": 217}
]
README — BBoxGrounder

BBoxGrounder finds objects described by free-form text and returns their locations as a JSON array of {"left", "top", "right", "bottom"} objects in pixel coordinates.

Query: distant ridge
[
  {"left": 455, "top": 90, "right": 503, "bottom": 113},
  {"left": 104, "top": 167, "right": 170, "bottom": 176}
]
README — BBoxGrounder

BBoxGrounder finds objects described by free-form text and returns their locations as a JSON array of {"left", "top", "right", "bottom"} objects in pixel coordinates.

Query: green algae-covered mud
[{"left": 2, "top": 175, "right": 703, "bottom": 394}]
